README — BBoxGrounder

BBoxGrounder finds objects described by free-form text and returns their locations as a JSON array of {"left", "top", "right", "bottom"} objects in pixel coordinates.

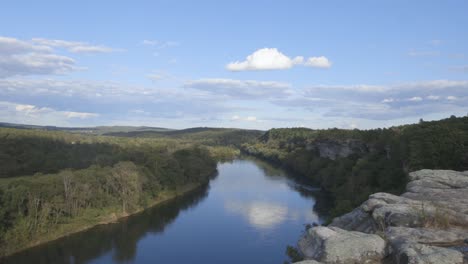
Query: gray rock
[
  {"left": 298, "top": 226, "right": 386, "bottom": 264},
  {"left": 293, "top": 260, "right": 323, "bottom": 264},
  {"left": 390, "top": 240, "right": 464, "bottom": 264},
  {"left": 386, "top": 227, "right": 468, "bottom": 245},
  {"left": 299, "top": 170, "right": 468, "bottom": 264},
  {"left": 329, "top": 207, "right": 377, "bottom": 233},
  {"left": 307, "top": 139, "right": 367, "bottom": 160}
]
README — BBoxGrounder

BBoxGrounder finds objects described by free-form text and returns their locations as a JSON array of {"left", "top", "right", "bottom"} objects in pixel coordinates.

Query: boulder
[
  {"left": 298, "top": 226, "right": 386, "bottom": 264},
  {"left": 389, "top": 240, "right": 464, "bottom": 264},
  {"left": 298, "top": 170, "right": 468, "bottom": 264}
]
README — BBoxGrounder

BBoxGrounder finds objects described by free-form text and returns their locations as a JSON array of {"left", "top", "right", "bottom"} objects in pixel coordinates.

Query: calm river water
[{"left": 4, "top": 159, "right": 327, "bottom": 264}]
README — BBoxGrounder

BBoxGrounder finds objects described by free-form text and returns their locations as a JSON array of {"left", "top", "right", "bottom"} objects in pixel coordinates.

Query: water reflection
[
  {"left": 3, "top": 159, "right": 328, "bottom": 264},
  {"left": 224, "top": 200, "right": 288, "bottom": 229},
  {"left": 3, "top": 183, "right": 210, "bottom": 264}
]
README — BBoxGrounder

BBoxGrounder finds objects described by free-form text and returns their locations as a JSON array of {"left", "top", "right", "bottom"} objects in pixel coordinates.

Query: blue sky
[{"left": 0, "top": 0, "right": 467, "bottom": 129}]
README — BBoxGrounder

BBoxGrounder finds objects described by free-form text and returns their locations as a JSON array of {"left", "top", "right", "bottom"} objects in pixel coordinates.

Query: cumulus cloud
[
  {"left": 184, "top": 78, "right": 292, "bottom": 99},
  {"left": 0, "top": 36, "right": 77, "bottom": 78},
  {"left": 32, "top": 38, "right": 122, "bottom": 53},
  {"left": 304, "top": 56, "right": 332, "bottom": 68},
  {"left": 226, "top": 48, "right": 331, "bottom": 71}
]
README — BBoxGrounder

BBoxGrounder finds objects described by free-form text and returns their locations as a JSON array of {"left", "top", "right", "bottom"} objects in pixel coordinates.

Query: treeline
[
  {"left": 242, "top": 116, "right": 468, "bottom": 217},
  {"left": 104, "top": 127, "right": 264, "bottom": 147},
  {"left": 0, "top": 128, "right": 217, "bottom": 256}
]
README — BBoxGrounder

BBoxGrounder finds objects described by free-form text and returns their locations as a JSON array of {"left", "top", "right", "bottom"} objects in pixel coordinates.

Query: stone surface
[
  {"left": 390, "top": 240, "right": 464, "bottom": 264},
  {"left": 298, "top": 226, "right": 386, "bottom": 264},
  {"left": 299, "top": 170, "right": 468, "bottom": 264},
  {"left": 293, "top": 260, "right": 323, "bottom": 264}
]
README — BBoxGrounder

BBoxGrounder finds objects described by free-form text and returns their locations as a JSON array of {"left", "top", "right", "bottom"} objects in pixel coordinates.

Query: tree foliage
[
  {"left": 242, "top": 116, "right": 468, "bottom": 217},
  {"left": 0, "top": 128, "right": 218, "bottom": 256}
]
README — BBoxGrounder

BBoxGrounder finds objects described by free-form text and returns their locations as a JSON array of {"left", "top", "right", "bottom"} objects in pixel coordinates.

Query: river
[{"left": 4, "top": 159, "right": 327, "bottom": 264}]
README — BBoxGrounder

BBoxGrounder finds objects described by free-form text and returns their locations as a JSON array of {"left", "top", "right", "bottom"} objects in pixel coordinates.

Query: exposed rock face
[
  {"left": 306, "top": 139, "right": 367, "bottom": 160},
  {"left": 296, "top": 170, "right": 468, "bottom": 264},
  {"left": 298, "top": 226, "right": 386, "bottom": 264}
]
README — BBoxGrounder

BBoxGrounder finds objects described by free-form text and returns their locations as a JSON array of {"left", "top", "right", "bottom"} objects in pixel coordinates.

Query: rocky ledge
[{"left": 297, "top": 169, "right": 468, "bottom": 264}]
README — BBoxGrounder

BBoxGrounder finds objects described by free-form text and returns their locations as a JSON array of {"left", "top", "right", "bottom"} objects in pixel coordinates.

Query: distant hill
[
  {"left": 0, "top": 122, "right": 173, "bottom": 135},
  {"left": 105, "top": 127, "right": 265, "bottom": 146}
]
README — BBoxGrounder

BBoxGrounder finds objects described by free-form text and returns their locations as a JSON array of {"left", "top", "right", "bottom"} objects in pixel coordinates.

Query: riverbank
[
  {"left": 1, "top": 181, "right": 208, "bottom": 258},
  {"left": 296, "top": 169, "right": 468, "bottom": 264}
]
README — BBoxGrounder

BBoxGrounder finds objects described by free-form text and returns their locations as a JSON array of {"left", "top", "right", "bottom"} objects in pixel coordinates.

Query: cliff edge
[{"left": 297, "top": 169, "right": 468, "bottom": 264}]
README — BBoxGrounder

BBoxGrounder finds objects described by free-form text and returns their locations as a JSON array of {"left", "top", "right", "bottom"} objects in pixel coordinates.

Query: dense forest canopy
[{"left": 0, "top": 127, "right": 222, "bottom": 256}]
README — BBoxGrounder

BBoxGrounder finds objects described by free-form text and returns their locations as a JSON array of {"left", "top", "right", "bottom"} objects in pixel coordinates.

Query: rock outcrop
[
  {"left": 298, "top": 226, "right": 386, "bottom": 264},
  {"left": 306, "top": 139, "right": 368, "bottom": 160},
  {"left": 296, "top": 169, "right": 468, "bottom": 264}
]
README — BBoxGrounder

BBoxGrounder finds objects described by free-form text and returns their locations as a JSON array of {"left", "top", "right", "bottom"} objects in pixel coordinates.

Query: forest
[
  {"left": 0, "top": 127, "right": 225, "bottom": 256},
  {"left": 242, "top": 116, "right": 468, "bottom": 217},
  {"left": 1, "top": 116, "right": 467, "bottom": 257}
]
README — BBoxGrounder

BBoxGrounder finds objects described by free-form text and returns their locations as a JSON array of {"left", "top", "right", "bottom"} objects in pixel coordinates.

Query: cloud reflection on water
[{"left": 224, "top": 200, "right": 319, "bottom": 230}]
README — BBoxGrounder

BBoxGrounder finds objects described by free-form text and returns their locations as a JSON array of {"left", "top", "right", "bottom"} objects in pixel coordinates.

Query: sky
[{"left": 0, "top": 0, "right": 467, "bottom": 130}]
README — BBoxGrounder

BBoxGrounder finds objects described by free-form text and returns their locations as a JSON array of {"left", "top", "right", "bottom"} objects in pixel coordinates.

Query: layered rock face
[
  {"left": 297, "top": 170, "right": 468, "bottom": 264},
  {"left": 306, "top": 139, "right": 368, "bottom": 160}
]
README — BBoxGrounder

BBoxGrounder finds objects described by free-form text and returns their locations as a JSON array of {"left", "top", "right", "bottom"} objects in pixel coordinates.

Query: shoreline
[{"left": 1, "top": 181, "right": 207, "bottom": 258}]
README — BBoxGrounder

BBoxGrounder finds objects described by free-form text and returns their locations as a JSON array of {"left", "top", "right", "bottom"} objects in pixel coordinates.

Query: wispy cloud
[
  {"left": 184, "top": 78, "right": 292, "bottom": 99},
  {"left": 141, "top": 40, "right": 180, "bottom": 49},
  {"left": 32, "top": 38, "right": 123, "bottom": 53},
  {"left": 0, "top": 36, "right": 77, "bottom": 78},
  {"left": 0, "top": 101, "right": 98, "bottom": 126},
  {"left": 407, "top": 50, "right": 440, "bottom": 57},
  {"left": 273, "top": 80, "right": 468, "bottom": 120}
]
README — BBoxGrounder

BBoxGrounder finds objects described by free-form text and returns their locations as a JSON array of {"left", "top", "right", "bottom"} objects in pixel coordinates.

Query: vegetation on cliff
[{"left": 242, "top": 116, "right": 468, "bottom": 217}]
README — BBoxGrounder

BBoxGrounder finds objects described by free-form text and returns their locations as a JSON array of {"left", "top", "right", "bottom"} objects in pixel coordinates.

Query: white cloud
[
  {"left": 224, "top": 200, "right": 288, "bottom": 229},
  {"left": 0, "top": 36, "right": 51, "bottom": 53},
  {"left": 226, "top": 48, "right": 331, "bottom": 71},
  {"left": 63, "top": 111, "right": 98, "bottom": 119},
  {"left": 32, "top": 38, "right": 122, "bottom": 53},
  {"left": 408, "top": 96, "right": 423, "bottom": 102},
  {"left": 273, "top": 80, "right": 468, "bottom": 121},
  {"left": 304, "top": 56, "right": 332, "bottom": 68},
  {"left": 0, "top": 36, "right": 77, "bottom": 78},
  {"left": 230, "top": 115, "right": 259, "bottom": 122},
  {"left": 11, "top": 102, "right": 98, "bottom": 119},
  {"left": 0, "top": 101, "right": 98, "bottom": 126}
]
